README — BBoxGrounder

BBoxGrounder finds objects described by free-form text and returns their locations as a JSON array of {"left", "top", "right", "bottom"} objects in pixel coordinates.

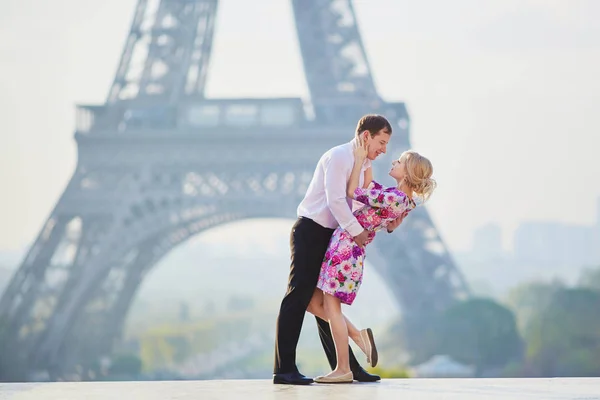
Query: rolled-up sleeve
[{"left": 323, "top": 151, "right": 364, "bottom": 236}]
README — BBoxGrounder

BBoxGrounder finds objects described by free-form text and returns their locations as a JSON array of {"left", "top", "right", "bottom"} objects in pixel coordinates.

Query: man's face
[{"left": 362, "top": 130, "right": 390, "bottom": 160}]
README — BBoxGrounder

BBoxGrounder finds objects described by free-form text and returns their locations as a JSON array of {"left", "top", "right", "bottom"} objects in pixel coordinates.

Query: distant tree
[
  {"left": 435, "top": 298, "right": 524, "bottom": 376},
  {"left": 577, "top": 266, "right": 600, "bottom": 292},
  {"left": 525, "top": 288, "right": 600, "bottom": 377},
  {"left": 394, "top": 314, "right": 440, "bottom": 365},
  {"left": 108, "top": 353, "right": 142, "bottom": 378},
  {"left": 504, "top": 279, "right": 565, "bottom": 335}
]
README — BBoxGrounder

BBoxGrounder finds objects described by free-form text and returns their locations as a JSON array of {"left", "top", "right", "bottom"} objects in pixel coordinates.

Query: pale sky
[{"left": 1, "top": 0, "right": 599, "bottom": 254}]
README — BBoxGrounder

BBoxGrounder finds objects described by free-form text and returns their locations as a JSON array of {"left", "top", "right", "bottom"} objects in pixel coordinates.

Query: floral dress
[{"left": 316, "top": 180, "right": 416, "bottom": 305}]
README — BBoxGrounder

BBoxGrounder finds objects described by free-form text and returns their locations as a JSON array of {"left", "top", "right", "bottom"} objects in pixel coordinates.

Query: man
[{"left": 273, "top": 114, "right": 404, "bottom": 385}]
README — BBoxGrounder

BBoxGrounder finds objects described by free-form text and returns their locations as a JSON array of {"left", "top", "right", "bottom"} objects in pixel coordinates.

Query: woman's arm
[
  {"left": 346, "top": 158, "right": 363, "bottom": 198},
  {"left": 362, "top": 167, "right": 373, "bottom": 188},
  {"left": 346, "top": 139, "right": 368, "bottom": 197}
]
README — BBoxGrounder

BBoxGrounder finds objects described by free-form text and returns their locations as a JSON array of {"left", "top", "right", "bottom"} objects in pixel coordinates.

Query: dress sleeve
[
  {"left": 353, "top": 181, "right": 411, "bottom": 214},
  {"left": 353, "top": 180, "right": 386, "bottom": 208}
]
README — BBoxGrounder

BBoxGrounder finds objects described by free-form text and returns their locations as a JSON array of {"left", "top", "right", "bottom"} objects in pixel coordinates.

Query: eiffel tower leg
[
  {"left": 0, "top": 215, "right": 72, "bottom": 380},
  {"left": 0, "top": 165, "right": 154, "bottom": 377},
  {"left": 40, "top": 211, "right": 246, "bottom": 375},
  {"left": 0, "top": 173, "right": 119, "bottom": 379}
]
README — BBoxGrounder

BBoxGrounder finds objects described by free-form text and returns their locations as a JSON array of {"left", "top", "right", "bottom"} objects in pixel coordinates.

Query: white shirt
[{"left": 297, "top": 138, "right": 371, "bottom": 237}]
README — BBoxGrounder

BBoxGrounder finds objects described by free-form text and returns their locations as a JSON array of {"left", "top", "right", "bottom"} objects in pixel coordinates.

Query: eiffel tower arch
[{"left": 0, "top": 0, "right": 469, "bottom": 380}]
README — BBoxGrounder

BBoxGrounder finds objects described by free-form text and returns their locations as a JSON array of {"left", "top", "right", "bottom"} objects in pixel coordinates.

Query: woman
[{"left": 306, "top": 139, "right": 437, "bottom": 383}]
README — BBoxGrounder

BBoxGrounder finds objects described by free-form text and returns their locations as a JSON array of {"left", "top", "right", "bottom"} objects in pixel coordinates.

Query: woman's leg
[
  {"left": 320, "top": 293, "right": 350, "bottom": 376},
  {"left": 307, "top": 289, "right": 369, "bottom": 355}
]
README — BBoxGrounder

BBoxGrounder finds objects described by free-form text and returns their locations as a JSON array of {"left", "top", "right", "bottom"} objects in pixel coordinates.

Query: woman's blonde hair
[{"left": 399, "top": 150, "right": 437, "bottom": 202}]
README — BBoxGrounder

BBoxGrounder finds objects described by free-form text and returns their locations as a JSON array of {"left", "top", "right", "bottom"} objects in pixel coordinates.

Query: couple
[{"left": 273, "top": 114, "right": 437, "bottom": 384}]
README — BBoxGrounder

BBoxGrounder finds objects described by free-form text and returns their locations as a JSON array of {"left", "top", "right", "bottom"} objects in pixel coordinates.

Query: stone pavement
[{"left": 1, "top": 378, "right": 600, "bottom": 399}]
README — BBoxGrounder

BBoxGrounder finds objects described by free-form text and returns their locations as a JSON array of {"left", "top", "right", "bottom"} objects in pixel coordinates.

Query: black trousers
[{"left": 273, "top": 217, "right": 363, "bottom": 374}]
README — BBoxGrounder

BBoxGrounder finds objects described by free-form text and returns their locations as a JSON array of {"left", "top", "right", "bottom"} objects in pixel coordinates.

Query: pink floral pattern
[{"left": 316, "top": 180, "right": 415, "bottom": 305}]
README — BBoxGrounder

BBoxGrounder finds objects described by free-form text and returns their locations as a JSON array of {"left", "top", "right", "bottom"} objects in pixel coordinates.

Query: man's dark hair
[{"left": 355, "top": 114, "right": 392, "bottom": 138}]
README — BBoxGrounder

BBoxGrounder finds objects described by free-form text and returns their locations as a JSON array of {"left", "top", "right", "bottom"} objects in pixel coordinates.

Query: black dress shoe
[
  {"left": 273, "top": 372, "right": 314, "bottom": 385},
  {"left": 352, "top": 366, "right": 381, "bottom": 382}
]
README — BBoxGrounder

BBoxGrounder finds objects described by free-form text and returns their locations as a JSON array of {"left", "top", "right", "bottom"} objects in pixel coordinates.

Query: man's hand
[
  {"left": 387, "top": 212, "right": 407, "bottom": 233},
  {"left": 353, "top": 230, "right": 369, "bottom": 247}
]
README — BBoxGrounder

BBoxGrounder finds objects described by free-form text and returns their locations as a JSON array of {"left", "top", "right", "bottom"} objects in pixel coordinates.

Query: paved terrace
[{"left": 1, "top": 378, "right": 599, "bottom": 399}]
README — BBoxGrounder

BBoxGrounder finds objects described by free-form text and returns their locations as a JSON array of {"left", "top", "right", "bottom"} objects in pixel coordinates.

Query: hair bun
[
  {"left": 413, "top": 177, "right": 437, "bottom": 202},
  {"left": 400, "top": 150, "right": 437, "bottom": 202}
]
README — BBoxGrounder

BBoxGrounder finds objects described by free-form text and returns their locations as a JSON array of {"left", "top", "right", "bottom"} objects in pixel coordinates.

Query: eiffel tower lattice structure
[{"left": 0, "top": 0, "right": 469, "bottom": 380}]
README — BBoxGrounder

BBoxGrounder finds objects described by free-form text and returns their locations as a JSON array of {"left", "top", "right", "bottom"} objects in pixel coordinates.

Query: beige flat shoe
[
  {"left": 314, "top": 371, "right": 354, "bottom": 384},
  {"left": 359, "top": 328, "right": 379, "bottom": 368}
]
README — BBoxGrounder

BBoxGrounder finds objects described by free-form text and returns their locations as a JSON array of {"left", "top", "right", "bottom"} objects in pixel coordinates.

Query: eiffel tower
[{"left": 0, "top": 0, "right": 469, "bottom": 380}]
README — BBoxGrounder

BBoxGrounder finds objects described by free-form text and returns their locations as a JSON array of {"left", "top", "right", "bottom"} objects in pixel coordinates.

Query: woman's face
[{"left": 389, "top": 157, "right": 406, "bottom": 181}]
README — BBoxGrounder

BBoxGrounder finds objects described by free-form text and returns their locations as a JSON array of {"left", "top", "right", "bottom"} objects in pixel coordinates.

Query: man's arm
[{"left": 323, "top": 151, "right": 364, "bottom": 237}]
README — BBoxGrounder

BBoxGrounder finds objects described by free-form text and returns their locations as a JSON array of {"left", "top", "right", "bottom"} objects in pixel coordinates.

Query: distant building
[
  {"left": 514, "top": 222, "right": 596, "bottom": 266},
  {"left": 513, "top": 198, "right": 600, "bottom": 268},
  {"left": 456, "top": 198, "right": 600, "bottom": 296}
]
